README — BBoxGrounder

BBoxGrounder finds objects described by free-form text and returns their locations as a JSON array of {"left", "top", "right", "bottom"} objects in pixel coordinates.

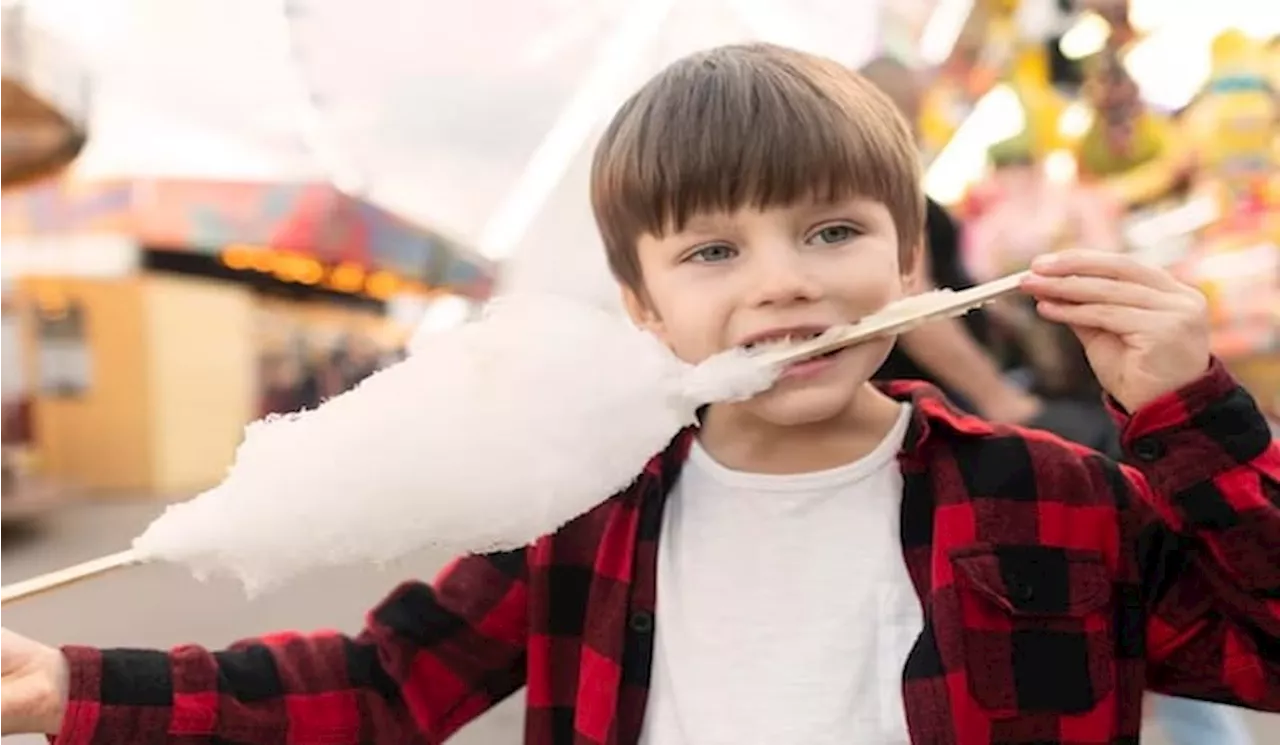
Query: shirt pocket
[{"left": 949, "top": 544, "right": 1115, "bottom": 717}]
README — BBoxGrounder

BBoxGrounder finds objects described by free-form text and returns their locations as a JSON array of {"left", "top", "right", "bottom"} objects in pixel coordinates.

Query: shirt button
[
  {"left": 1131, "top": 437, "right": 1166, "bottom": 462},
  {"left": 629, "top": 610, "right": 654, "bottom": 633}
]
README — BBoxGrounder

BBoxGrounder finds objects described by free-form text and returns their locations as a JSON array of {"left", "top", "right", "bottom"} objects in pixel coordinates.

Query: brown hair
[{"left": 591, "top": 43, "right": 924, "bottom": 291}]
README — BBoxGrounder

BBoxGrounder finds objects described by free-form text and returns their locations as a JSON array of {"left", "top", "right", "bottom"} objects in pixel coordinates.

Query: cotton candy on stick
[
  {"left": 129, "top": 293, "right": 777, "bottom": 596},
  {"left": 0, "top": 274, "right": 1027, "bottom": 605}
]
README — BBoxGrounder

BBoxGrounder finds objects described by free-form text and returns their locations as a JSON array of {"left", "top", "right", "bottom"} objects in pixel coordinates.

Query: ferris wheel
[{"left": 1, "top": 0, "right": 92, "bottom": 189}]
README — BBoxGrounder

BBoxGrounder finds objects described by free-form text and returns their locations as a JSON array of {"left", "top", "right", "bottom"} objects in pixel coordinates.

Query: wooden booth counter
[{"left": 13, "top": 273, "right": 258, "bottom": 496}]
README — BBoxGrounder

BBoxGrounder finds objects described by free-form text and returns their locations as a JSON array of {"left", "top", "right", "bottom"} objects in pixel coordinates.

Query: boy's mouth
[
  {"left": 739, "top": 327, "right": 832, "bottom": 354},
  {"left": 737, "top": 324, "right": 860, "bottom": 368}
]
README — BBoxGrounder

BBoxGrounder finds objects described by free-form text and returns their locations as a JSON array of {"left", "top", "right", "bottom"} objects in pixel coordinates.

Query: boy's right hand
[{"left": 1, "top": 628, "right": 70, "bottom": 735}]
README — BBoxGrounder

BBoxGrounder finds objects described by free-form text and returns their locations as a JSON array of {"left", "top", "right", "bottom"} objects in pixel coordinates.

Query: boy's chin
[
  {"left": 742, "top": 380, "right": 866, "bottom": 427},
  {"left": 739, "top": 342, "right": 891, "bottom": 427}
]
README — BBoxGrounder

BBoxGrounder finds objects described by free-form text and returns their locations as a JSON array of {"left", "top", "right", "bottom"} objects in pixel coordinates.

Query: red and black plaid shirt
[{"left": 55, "top": 360, "right": 1280, "bottom": 745}]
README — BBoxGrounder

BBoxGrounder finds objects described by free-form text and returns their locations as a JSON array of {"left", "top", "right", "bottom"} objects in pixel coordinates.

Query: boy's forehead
[{"left": 657, "top": 195, "right": 886, "bottom": 235}]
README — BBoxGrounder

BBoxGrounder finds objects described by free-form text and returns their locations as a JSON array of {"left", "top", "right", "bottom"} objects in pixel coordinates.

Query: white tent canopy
[
  {"left": 20, "top": 0, "right": 326, "bottom": 182},
  {"left": 19, "top": 0, "right": 914, "bottom": 303}
]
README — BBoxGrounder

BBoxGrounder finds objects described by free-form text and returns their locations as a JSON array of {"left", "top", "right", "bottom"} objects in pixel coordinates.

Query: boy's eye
[
  {"left": 687, "top": 244, "right": 738, "bottom": 263},
  {"left": 807, "top": 224, "right": 861, "bottom": 245}
]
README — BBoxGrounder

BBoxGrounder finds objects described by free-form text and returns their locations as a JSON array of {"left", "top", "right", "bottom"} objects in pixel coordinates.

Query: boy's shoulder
[
  {"left": 532, "top": 443, "right": 677, "bottom": 559},
  {"left": 533, "top": 428, "right": 697, "bottom": 562},
  {"left": 894, "top": 381, "right": 1133, "bottom": 508}
]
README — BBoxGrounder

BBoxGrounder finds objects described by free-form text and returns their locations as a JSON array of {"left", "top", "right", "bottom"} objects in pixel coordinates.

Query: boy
[{"left": 3, "top": 43, "right": 1278, "bottom": 744}]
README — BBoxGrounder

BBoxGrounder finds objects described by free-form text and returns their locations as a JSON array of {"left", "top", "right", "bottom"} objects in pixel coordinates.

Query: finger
[
  {"left": 1034, "top": 300, "right": 1160, "bottom": 335},
  {"left": 1031, "top": 250, "right": 1186, "bottom": 293},
  {"left": 1021, "top": 274, "right": 1174, "bottom": 310}
]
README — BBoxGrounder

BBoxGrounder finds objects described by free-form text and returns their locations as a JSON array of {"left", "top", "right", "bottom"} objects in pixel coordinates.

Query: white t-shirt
[{"left": 639, "top": 405, "right": 921, "bottom": 745}]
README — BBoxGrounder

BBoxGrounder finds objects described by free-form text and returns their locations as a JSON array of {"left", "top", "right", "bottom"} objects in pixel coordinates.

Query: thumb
[
  {"left": 1058, "top": 320, "right": 1103, "bottom": 349},
  {"left": 0, "top": 634, "right": 13, "bottom": 676},
  {"left": 0, "top": 633, "right": 70, "bottom": 735}
]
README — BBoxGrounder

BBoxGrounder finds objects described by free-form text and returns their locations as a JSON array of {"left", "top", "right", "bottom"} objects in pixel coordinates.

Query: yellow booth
[{"left": 1, "top": 177, "right": 491, "bottom": 496}]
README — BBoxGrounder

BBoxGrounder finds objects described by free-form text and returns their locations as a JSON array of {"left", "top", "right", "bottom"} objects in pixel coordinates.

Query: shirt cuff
[
  {"left": 51, "top": 646, "right": 175, "bottom": 745},
  {"left": 1109, "top": 358, "right": 1275, "bottom": 529},
  {"left": 50, "top": 646, "right": 102, "bottom": 745}
]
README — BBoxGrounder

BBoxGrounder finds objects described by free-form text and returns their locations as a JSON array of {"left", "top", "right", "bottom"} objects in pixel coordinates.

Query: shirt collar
[{"left": 644, "top": 381, "right": 996, "bottom": 485}]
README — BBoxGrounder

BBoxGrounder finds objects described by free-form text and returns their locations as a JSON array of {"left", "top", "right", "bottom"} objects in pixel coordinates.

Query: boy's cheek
[
  {"left": 844, "top": 280, "right": 906, "bottom": 317},
  {"left": 664, "top": 341, "right": 717, "bottom": 366},
  {"left": 619, "top": 284, "right": 654, "bottom": 327}
]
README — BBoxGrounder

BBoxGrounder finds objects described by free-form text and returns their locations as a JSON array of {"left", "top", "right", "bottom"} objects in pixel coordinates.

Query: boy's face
[{"left": 623, "top": 197, "right": 917, "bottom": 427}]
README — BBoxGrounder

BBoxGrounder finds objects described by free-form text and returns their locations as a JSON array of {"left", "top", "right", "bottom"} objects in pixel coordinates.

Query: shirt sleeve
[
  {"left": 1111, "top": 359, "right": 1280, "bottom": 709},
  {"left": 52, "top": 548, "right": 529, "bottom": 745}
]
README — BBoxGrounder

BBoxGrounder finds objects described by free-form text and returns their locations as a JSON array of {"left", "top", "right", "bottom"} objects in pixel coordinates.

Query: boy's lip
[{"left": 737, "top": 324, "right": 832, "bottom": 349}]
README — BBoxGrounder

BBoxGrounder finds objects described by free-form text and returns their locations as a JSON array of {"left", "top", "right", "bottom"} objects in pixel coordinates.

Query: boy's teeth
[{"left": 744, "top": 330, "right": 826, "bottom": 352}]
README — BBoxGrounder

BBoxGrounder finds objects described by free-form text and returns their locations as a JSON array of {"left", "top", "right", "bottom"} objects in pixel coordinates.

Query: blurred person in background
[
  {"left": 337, "top": 334, "right": 383, "bottom": 390},
  {"left": 259, "top": 353, "right": 304, "bottom": 417},
  {"left": 861, "top": 54, "right": 1254, "bottom": 745},
  {"left": 961, "top": 131, "right": 1124, "bottom": 403},
  {"left": 297, "top": 342, "right": 341, "bottom": 408},
  {"left": 860, "top": 56, "right": 1043, "bottom": 426}
]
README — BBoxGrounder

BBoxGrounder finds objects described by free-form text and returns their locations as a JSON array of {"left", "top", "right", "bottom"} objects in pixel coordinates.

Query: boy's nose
[{"left": 747, "top": 251, "right": 823, "bottom": 307}]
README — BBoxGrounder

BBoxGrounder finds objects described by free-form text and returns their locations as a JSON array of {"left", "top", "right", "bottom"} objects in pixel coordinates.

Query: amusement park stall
[
  {"left": 1, "top": 177, "right": 493, "bottom": 496},
  {"left": 918, "top": 2, "right": 1279, "bottom": 420}
]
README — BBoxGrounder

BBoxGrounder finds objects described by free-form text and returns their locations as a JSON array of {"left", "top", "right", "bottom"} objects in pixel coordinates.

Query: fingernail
[{"left": 1032, "top": 254, "right": 1058, "bottom": 270}]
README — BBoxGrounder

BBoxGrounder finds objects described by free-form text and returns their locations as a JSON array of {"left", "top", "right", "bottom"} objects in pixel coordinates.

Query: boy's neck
[{"left": 697, "top": 385, "right": 905, "bottom": 475}]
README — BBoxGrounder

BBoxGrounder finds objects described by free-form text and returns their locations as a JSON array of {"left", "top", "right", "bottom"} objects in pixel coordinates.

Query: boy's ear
[
  {"left": 903, "top": 241, "right": 929, "bottom": 293},
  {"left": 620, "top": 284, "right": 665, "bottom": 336}
]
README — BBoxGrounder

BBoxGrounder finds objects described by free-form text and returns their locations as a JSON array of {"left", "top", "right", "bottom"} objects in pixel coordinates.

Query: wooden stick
[
  {"left": 0, "top": 548, "right": 143, "bottom": 606},
  {"left": 762, "top": 271, "right": 1030, "bottom": 367}
]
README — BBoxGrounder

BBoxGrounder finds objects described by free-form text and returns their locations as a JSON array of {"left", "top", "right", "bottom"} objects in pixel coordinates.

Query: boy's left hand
[{"left": 1020, "top": 250, "right": 1211, "bottom": 413}]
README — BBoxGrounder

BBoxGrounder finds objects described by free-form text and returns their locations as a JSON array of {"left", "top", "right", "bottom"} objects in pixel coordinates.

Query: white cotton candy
[{"left": 131, "top": 293, "right": 780, "bottom": 595}]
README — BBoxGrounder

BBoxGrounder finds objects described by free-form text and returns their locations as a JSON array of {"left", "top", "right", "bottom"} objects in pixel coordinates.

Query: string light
[
  {"left": 1059, "top": 11, "right": 1110, "bottom": 61},
  {"left": 218, "top": 244, "right": 432, "bottom": 300},
  {"left": 327, "top": 262, "right": 367, "bottom": 293},
  {"left": 364, "top": 270, "right": 401, "bottom": 300}
]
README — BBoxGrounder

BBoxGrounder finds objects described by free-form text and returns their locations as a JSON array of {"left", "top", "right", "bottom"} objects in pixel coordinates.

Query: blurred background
[{"left": 1, "top": 0, "right": 1277, "bottom": 742}]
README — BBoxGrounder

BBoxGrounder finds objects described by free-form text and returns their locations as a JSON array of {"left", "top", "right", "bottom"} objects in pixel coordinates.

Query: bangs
[{"left": 591, "top": 43, "right": 924, "bottom": 287}]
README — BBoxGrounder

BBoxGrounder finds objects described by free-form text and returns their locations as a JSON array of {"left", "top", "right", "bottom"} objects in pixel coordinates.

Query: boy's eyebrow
[
  {"left": 670, "top": 212, "right": 728, "bottom": 236},
  {"left": 670, "top": 199, "right": 880, "bottom": 237},
  {"left": 805, "top": 198, "right": 880, "bottom": 220}
]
